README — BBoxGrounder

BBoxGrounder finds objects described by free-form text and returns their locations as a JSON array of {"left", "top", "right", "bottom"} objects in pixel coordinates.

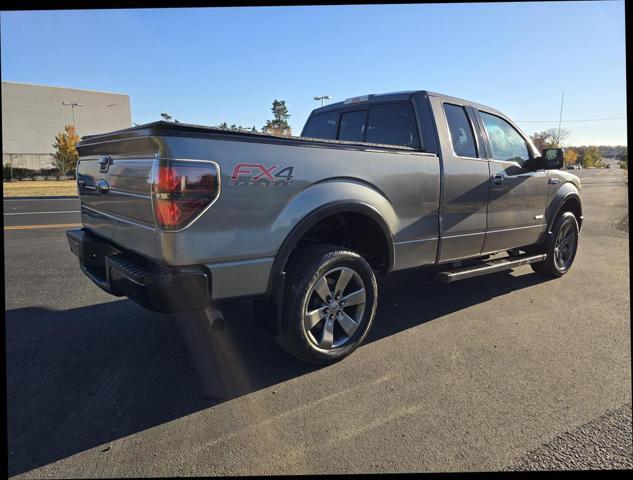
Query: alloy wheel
[
  {"left": 303, "top": 267, "right": 366, "bottom": 350},
  {"left": 553, "top": 219, "right": 577, "bottom": 270}
]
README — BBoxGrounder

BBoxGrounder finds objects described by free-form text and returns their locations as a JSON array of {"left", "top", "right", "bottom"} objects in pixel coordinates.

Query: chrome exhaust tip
[{"left": 203, "top": 304, "right": 226, "bottom": 331}]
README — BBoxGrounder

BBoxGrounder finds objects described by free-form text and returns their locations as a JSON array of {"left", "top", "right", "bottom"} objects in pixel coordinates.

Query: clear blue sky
[{"left": 1, "top": 1, "right": 627, "bottom": 145}]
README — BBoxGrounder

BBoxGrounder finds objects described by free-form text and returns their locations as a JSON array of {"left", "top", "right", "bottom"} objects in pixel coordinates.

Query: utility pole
[
  {"left": 61, "top": 101, "right": 84, "bottom": 131},
  {"left": 557, "top": 91, "right": 564, "bottom": 147},
  {"left": 8, "top": 153, "right": 14, "bottom": 181}
]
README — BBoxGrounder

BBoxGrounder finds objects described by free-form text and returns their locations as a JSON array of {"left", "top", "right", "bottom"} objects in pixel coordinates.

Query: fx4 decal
[{"left": 229, "top": 163, "right": 294, "bottom": 186}]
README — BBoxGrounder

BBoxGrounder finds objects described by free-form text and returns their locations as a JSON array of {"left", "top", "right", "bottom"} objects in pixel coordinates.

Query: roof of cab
[
  {"left": 309, "top": 89, "right": 503, "bottom": 117},
  {"left": 310, "top": 90, "right": 418, "bottom": 115}
]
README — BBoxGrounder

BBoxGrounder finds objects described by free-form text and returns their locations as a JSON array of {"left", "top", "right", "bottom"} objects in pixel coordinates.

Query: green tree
[
  {"left": 582, "top": 146, "right": 602, "bottom": 168},
  {"left": 52, "top": 124, "right": 80, "bottom": 177},
  {"left": 618, "top": 149, "right": 627, "bottom": 169},
  {"left": 160, "top": 113, "right": 172, "bottom": 121},
  {"left": 262, "top": 99, "right": 292, "bottom": 136},
  {"left": 564, "top": 148, "right": 578, "bottom": 166}
]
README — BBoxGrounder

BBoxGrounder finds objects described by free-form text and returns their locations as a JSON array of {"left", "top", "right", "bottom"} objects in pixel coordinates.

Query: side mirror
[{"left": 539, "top": 148, "right": 564, "bottom": 170}]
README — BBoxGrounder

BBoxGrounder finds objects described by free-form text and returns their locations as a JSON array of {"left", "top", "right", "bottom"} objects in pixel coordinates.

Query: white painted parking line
[{"left": 4, "top": 210, "right": 80, "bottom": 216}]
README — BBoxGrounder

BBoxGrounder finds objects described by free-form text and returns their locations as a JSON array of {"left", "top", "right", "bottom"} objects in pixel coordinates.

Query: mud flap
[{"left": 253, "top": 272, "right": 285, "bottom": 335}]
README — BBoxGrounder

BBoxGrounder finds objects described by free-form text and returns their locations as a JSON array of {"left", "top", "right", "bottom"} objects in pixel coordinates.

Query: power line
[{"left": 516, "top": 116, "right": 626, "bottom": 123}]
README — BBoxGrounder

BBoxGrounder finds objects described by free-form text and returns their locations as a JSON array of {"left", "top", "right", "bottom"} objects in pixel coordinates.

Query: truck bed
[
  {"left": 75, "top": 120, "right": 441, "bottom": 300},
  {"left": 78, "top": 120, "right": 420, "bottom": 155}
]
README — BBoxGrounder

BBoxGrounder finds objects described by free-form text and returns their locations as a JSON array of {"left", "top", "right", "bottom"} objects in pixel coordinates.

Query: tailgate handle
[{"left": 99, "top": 156, "right": 113, "bottom": 173}]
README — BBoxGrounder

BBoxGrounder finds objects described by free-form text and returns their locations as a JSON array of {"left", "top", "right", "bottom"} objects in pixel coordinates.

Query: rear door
[
  {"left": 475, "top": 110, "right": 548, "bottom": 253},
  {"left": 431, "top": 96, "right": 490, "bottom": 263}
]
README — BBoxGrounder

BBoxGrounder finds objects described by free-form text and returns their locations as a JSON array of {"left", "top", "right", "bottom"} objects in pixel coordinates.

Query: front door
[{"left": 476, "top": 110, "right": 548, "bottom": 253}]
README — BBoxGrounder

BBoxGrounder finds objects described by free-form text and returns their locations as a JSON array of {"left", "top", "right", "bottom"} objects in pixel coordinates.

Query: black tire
[
  {"left": 531, "top": 211, "right": 579, "bottom": 277},
  {"left": 276, "top": 244, "right": 378, "bottom": 365}
]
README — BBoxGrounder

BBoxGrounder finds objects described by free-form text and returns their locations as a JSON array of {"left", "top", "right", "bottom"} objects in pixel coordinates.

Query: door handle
[{"left": 493, "top": 174, "right": 504, "bottom": 185}]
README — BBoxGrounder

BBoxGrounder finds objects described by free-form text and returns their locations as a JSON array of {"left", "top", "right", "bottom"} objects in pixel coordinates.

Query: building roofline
[{"left": 1, "top": 80, "right": 130, "bottom": 97}]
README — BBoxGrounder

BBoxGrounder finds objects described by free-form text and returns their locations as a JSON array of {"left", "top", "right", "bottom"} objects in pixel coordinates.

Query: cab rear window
[
  {"left": 365, "top": 103, "right": 420, "bottom": 149},
  {"left": 302, "top": 101, "right": 421, "bottom": 149},
  {"left": 302, "top": 111, "right": 338, "bottom": 140},
  {"left": 338, "top": 110, "right": 367, "bottom": 142}
]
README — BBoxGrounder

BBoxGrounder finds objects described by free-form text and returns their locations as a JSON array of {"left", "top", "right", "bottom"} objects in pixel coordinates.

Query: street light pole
[
  {"left": 313, "top": 95, "right": 332, "bottom": 107},
  {"left": 61, "top": 101, "right": 84, "bottom": 131}
]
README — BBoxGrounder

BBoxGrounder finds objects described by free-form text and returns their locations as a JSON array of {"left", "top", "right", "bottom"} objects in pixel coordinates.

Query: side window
[
  {"left": 480, "top": 111, "right": 530, "bottom": 165},
  {"left": 365, "top": 103, "right": 420, "bottom": 148},
  {"left": 302, "top": 111, "right": 339, "bottom": 140},
  {"left": 338, "top": 110, "right": 367, "bottom": 142},
  {"left": 443, "top": 103, "right": 477, "bottom": 158}
]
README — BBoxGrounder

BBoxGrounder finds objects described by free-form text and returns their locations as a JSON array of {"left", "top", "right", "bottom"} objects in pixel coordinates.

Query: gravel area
[
  {"left": 507, "top": 403, "right": 633, "bottom": 471},
  {"left": 615, "top": 213, "right": 629, "bottom": 233}
]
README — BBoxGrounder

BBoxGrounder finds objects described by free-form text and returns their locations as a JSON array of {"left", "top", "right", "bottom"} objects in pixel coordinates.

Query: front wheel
[
  {"left": 531, "top": 211, "right": 579, "bottom": 277},
  {"left": 277, "top": 244, "right": 378, "bottom": 365}
]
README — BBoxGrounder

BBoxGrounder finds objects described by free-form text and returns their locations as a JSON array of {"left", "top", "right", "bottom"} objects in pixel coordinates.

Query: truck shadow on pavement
[{"left": 6, "top": 268, "right": 550, "bottom": 476}]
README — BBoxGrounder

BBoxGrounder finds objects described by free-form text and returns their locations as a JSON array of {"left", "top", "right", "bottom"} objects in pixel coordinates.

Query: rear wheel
[
  {"left": 277, "top": 244, "right": 378, "bottom": 364},
  {"left": 531, "top": 211, "right": 579, "bottom": 277}
]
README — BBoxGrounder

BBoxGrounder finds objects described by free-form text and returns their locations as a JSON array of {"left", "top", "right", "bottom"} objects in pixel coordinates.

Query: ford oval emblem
[{"left": 96, "top": 179, "right": 110, "bottom": 195}]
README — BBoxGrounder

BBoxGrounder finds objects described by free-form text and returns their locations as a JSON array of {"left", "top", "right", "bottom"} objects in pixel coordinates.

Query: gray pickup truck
[{"left": 67, "top": 90, "right": 582, "bottom": 364}]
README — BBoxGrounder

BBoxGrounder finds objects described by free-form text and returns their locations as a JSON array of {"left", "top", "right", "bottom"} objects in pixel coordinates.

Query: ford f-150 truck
[{"left": 67, "top": 90, "right": 582, "bottom": 364}]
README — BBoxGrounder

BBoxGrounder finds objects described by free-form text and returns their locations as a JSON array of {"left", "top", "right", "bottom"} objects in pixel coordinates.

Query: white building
[{"left": 2, "top": 81, "right": 131, "bottom": 170}]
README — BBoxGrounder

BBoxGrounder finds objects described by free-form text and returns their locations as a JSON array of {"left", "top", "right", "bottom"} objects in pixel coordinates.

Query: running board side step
[{"left": 434, "top": 253, "right": 547, "bottom": 284}]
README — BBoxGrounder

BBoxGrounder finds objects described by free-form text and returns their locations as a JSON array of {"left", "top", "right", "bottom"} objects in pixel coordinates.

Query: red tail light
[{"left": 151, "top": 160, "right": 220, "bottom": 231}]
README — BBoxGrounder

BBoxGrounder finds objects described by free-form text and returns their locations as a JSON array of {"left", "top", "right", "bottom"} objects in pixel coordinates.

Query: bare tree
[
  {"left": 548, "top": 128, "right": 570, "bottom": 148},
  {"left": 530, "top": 128, "right": 571, "bottom": 153}
]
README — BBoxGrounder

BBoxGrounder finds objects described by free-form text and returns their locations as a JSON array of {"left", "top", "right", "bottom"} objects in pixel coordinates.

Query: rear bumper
[{"left": 67, "top": 229, "right": 211, "bottom": 313}]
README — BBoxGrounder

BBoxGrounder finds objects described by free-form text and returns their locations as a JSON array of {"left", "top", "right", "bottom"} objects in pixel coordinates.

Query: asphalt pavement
[
  {"left": 3, "top": 197, "right": 81, "bottom": 230},
  {"left": 4, "top": 168, "right": 631, "bottom": 476}
]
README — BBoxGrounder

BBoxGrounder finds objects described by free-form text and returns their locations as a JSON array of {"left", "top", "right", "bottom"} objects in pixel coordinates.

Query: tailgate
[
  {"left": 77, "top": 155, "right": 155, "bottom": 226},
  {"left": 76, "top": 129, "right": 160, "bottom": 256},
  {"left": 75, "top": 124, "right": 222, "bottom": 264}
]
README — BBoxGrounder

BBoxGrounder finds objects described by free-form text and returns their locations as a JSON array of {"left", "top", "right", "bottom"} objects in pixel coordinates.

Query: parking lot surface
[{"left": 4, "top": 168, "right": 631, "bottom": 476}]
